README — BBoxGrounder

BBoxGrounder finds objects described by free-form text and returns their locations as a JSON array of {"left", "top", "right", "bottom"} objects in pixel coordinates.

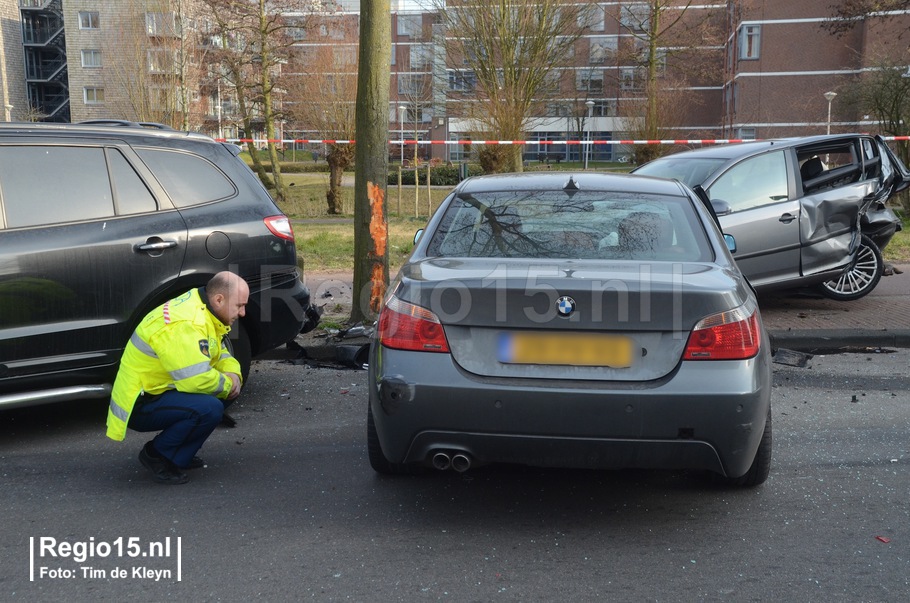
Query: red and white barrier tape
[
  {"left": 220, "top": 137, "right": 747, "bottom": 145},
  {"left": 219, "top": 136, "right": 910, "bottom": 145}
]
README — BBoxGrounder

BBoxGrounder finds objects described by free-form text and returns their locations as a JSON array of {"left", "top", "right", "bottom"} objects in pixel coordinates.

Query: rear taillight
[
  {"left": 378, "top": 296, "right": 450, "bottom": 353},
  {"left": 683, "top": 304, "right": 762, "bottom": 360},
  {"left": 264, "top": 215, "right": 294, "bottom": 241}
]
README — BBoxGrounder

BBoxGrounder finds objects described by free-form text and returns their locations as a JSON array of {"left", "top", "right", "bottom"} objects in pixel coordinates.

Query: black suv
[{"left": 0, "top": 121, "right": 310, "bottom": 408}]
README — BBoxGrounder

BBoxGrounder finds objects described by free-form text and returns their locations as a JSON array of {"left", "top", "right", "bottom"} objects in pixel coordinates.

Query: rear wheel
[
  {"left": 367, "top": 404, "right": 422, "bottom": 475},
  {"left": 817, "top": 234, "right": 883, "bottom": 301},
  {"left": 722, "top": 407, "right": 772, "bottom": 488},
  {"left": 225, "top": 321, "right": 252, "bottom": 384}
]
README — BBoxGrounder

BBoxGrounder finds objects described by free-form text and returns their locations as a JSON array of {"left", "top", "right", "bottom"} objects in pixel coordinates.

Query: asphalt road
[{"left": 2, "top": 349, "right": 909, "bottom": 601}]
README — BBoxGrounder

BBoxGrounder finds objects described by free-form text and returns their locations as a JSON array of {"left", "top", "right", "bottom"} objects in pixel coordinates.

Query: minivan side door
[
  {"left": 0, "top": 143, "right": 187, "bottom": 390},
  {"left": 707, "top": 150, "right": 801, "bottom": 288}
]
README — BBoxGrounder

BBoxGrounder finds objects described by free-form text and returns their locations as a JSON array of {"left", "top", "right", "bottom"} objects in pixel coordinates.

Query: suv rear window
[
  {"left": 427, "top": 191, "right": 712, "bottom": 261},
  {"left": 136, "top": 148, "right": 236, "bottom": 207}
]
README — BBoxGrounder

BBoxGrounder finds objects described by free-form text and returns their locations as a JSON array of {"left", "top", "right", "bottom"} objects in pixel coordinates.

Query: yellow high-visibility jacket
[{"left": 106, "top": 288, "right": 241, "bottom": 441}]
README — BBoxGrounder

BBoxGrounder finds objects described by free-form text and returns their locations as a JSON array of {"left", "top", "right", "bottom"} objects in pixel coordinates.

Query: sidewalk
[{"left": 294, "top": 264, "right": 910, "bottom": 361}]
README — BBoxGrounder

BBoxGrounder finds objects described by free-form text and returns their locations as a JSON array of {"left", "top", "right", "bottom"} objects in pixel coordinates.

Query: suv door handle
[
  {"left": 135, "top": 238, "right": 178, "bottom": 253},
  {"left": 778, "top": 213, "right": 797, "bottom": 224}
]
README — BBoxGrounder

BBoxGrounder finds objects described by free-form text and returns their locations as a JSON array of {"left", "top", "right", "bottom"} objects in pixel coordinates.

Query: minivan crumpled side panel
[{"left": 798, "top": 180, "right": 876, "bottom": 276}]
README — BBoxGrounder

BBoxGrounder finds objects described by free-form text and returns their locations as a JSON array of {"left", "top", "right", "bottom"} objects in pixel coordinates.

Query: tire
[
  {"left": 721, "top": 408, "right": 772, "bottom": 488},
  {"left": 225, "top": 321, "right": 252, "bottom": 384},
  {"left": 817, "top": 234, "right": 883, "bottom": 301},
  {"left": 367, "top": 404, "right": 422, "bottom": 475}
]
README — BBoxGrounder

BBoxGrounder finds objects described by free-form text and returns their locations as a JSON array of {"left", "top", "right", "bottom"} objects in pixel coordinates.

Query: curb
[{"left": 769, "top": 329, "right": 910, "bottom": 352}]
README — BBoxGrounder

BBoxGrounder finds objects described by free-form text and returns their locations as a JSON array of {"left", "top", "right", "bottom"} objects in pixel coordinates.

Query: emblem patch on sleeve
[{"left": 199, "top": 339, "right": 210, "bottom": 357}]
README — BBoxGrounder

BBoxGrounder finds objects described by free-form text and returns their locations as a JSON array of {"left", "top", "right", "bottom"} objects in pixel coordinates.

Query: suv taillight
[
  {"left": 264, "top": 215, "right": 294, "bottom": 241},
  {"left": 683, "top": 304, "right": 762, "bottom": 360},
  {"left": 378, "top": 296, "right": 450, "bottom": 353}
]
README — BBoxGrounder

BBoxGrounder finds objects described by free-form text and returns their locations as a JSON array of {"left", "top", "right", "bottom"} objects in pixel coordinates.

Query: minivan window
[
  {"left": 107, "top": 148, "right": 157, "bottom": 214},
  {"left": 136, "top": 148, "right": 236, "bottom": 207},
  {"left": 0, "top": 146, "right": 114, "bottom": 228}
]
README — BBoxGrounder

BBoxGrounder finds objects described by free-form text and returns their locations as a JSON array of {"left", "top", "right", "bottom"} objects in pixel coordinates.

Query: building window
[
  {"left": 620, "top": 68, "right": 641, "bottom": 91},
  {"left": 591, "top": 99, "right": 616, "bottom": 117},
  {"left": 79, "top": 11, "right": 100, "bottom": 30},
  {"left": 739, "top": 24, "right": 760, "bottom": 60},
  {"left": 333, "top": 46, "right": 357, "bottom": 67},
  {"left": 578, "top": 5, "right": 605, "bottom": 31},
  {"left": 147, "top": 49, "right": 176, "bottom": 74},
  {"left": 737, "top": 127, "right": 756, "bottom": 140},
  {"left": 576, "top": 69, "right": 604, "bottom": 93},
  {"left": 146, "top": 12, "right": 180, "bottom": 37},
  {"left": 447, "top": 70, "right": 476, "bottom": 92},
  {"left": 84, "top": 87, "right": 104, "bottom": 104},
  {"left": 619, "top": 4, "right": 650, "bottom": 32},
  {"left": 81, "top": 49, "right": 102, "bottom": 68},
  {"left": 398, "top": 73, "right": 427, "bottom": 96},
  {"left": 410, "top": 44, "right": 432, "bottom": 70},
  {"left": 589, "top": 37, "right": 617, "bottom": 64},
  {"left": 397, "top": 14, "right": 422, "bottom": 38}
]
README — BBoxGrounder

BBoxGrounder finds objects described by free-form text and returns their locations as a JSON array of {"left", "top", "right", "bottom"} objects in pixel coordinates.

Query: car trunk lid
[{"left": 393, "top": 258, "right": 752, "bottom": 381}]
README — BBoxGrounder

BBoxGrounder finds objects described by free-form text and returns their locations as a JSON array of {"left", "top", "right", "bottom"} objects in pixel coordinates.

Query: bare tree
[
  {"left": 841, "top": 58, "right": 910, "bottom": 212},
  {"left": 200, "top": 0, "right": 305, "bottom": 202},
  {"left": 286, "top": 18, "right": 358, "bottom": 214},
  {"left": 610, "top": 0, "right": 722, "bottom": 163},
  {"left": 438, "top": 0, "right": 591, "bottom": 172},
  {"left": 825, "top": 0, "right": 910, "bottom": 41},
  {"left": 351, "top": 0, "right": 392, "bottom": 323}
]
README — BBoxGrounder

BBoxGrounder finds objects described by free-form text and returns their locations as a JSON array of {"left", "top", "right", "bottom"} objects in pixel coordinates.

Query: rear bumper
[
  {"left": 245, "top": 271, "right": 310, "bottom": 354},
  {"left": 369, "top": 344, "right": 772, "bottom": 478}
]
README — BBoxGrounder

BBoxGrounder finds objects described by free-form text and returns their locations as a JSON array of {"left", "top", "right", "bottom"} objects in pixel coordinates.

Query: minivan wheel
[{"left": 817, "top": 234, "right": 883, "bottom": 301}]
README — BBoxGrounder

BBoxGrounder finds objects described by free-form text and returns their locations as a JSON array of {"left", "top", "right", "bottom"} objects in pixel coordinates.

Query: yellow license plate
[{"left": 497, "top": 332, "right": 634, "bottom": 368}]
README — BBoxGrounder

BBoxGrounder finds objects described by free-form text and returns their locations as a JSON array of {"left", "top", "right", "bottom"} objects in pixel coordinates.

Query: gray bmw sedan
[{"left": 368, "top": 172, "right": 772, "bottom": 487}]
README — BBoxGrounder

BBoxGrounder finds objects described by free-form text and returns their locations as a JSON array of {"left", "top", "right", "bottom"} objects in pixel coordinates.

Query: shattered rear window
[{"left": 426, "top": 191, "right": 713, "bottom": 261}]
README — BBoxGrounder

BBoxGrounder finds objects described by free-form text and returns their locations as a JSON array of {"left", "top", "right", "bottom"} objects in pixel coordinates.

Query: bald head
[{"left": 207, "top": 271, "right": 249, "bottom": 326}]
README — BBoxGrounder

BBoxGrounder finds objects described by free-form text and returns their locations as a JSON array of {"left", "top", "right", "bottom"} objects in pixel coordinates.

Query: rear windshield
[
  {"left": 634, "top": 157, "right": 727, "bottom": 187},
  {"left": 426, "top": 191, "right": 713, "bottom": 261}
]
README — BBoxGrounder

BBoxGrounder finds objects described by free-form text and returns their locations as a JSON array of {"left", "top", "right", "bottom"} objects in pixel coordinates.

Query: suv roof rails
[{"left": 78, "top": 119, "right": 176, "bottom": 131}]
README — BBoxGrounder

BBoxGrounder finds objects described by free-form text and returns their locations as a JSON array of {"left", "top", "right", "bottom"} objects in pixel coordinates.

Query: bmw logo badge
[{"left": 556, "top": 296, "right": 576, "bottom": 317}]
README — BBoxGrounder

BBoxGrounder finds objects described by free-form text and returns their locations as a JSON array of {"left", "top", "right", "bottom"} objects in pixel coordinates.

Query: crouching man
[{"left": 106, "top": 271, "right": 249, "bottom": 484}]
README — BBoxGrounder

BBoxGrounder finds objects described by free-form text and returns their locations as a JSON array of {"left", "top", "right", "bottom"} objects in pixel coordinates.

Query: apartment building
[
  {"left": 3, "top": 1, "right": 910, "bottom": 160},
  {"left": 725, "top": 0, "right": 910, "bottom": 139}
]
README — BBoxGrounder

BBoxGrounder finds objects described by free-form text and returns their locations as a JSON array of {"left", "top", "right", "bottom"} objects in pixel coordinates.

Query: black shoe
[
  {"left": 139, "top": 444, "right": 188, "bottom": 485},
  {"left": 185, "top": 456, "right": 206, "bottom": 470}
]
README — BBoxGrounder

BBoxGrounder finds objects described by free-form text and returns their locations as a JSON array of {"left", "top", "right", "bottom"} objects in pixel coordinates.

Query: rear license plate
[{"left": 497, "top": 331, "right": 634, "bottom": 368}]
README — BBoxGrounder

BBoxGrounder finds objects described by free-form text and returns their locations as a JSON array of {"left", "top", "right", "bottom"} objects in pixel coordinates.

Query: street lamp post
[
  {"left": 824, "top": 91, "right": 837, "bottom": 135},
  {"left": 4, "top": 104, "right": 12, "bottom": 122},
  {"left": 398, "top": 105, "right": 407, "bottom": 164},
  {"left": 584, "top": 100, "right": 595, "bottom": 170}
]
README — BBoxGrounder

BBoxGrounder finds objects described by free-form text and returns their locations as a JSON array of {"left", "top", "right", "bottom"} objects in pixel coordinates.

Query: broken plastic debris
[{"left": 875, "top": 536, "right": 891, "bottom": 543}]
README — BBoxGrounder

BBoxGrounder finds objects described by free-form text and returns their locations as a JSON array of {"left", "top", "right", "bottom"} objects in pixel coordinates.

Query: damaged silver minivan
[{"left": 633, "top": 134, "right": 908, "bottom": 300}]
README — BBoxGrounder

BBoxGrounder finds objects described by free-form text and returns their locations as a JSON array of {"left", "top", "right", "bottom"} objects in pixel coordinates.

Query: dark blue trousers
[{"left": 128, "top": 391, "right": 226, "bottom": 469}]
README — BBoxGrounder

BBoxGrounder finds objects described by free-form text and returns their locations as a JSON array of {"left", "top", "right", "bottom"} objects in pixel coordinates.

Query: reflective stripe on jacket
[{"left": 106, "top": 288, "right": 241, "bottom": 441}]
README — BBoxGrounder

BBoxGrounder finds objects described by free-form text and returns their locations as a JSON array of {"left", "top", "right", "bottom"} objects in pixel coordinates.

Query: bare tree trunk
[
  {"left": 326, "top": 147, "right": 346, "bottom": 214},
  {"left": 351, "top": 0, "right": 391, "bottom": 324},
  {"left": 258, "top": 0, "right": 287, "bottom": 203}
]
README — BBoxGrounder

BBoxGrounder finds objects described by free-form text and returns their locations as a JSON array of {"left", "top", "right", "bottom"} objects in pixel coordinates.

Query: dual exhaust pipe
[{"left": 432, "top": 450, "right": 472, "bottom": 472}]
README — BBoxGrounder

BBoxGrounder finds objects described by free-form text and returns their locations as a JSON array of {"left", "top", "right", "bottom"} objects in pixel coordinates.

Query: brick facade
[{"left": 0, "top": 0, "right": 27, "bottom": 120}]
